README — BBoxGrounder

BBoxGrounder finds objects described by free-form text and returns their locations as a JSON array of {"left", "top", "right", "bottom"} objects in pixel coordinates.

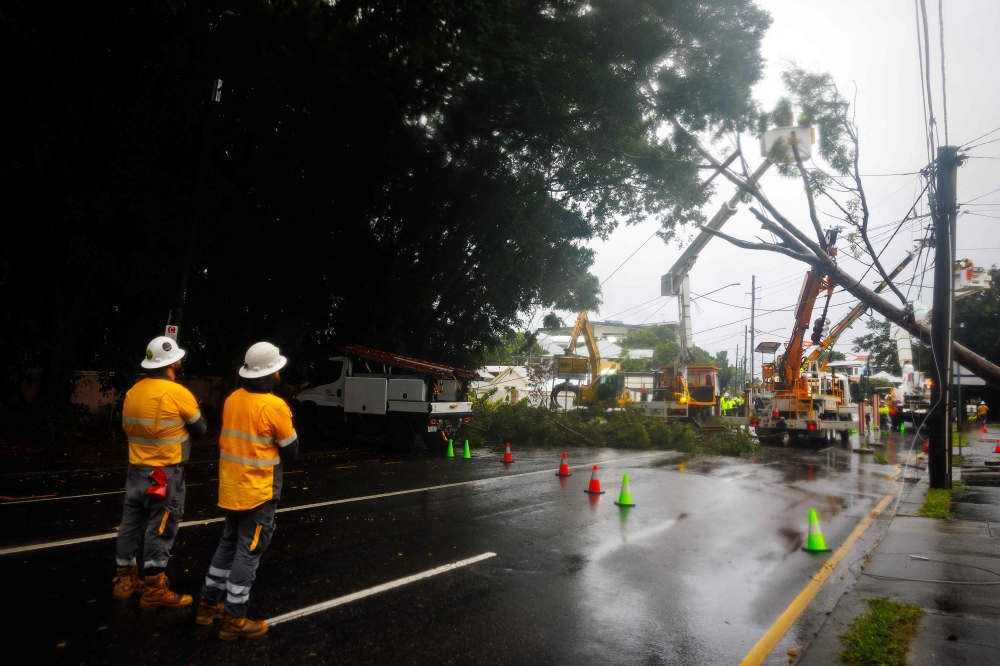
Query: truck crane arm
[
  {"left": 801, "top": 250, "right": 918, "bottom": 369},
  {"left": 661, "top": 158, "right": 773, "bottom": 363}
]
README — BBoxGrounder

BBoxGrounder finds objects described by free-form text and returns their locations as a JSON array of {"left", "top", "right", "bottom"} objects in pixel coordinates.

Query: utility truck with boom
[
  {"left": 638, "top": 120, "right": 816, "bottom": 422},
  {"left": 293, "top": 346, "right": 477, "bottom": 454}
]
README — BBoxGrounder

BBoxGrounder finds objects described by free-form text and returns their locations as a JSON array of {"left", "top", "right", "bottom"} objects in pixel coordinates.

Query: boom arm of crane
[
  {"left": 565, "top": 310, "right": 602, "bottom": 374},
  {"left": 802, "top": 250, "right": 919, "bottom": 369},
  {"left": 660, "top": 158, "right": 773, "bottom": 363}
]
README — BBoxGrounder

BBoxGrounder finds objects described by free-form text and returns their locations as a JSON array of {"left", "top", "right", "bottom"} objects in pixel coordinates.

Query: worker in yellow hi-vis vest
[
  {"left": 196, "top": 342, "right": 299, "bottom": 640},
  {"left": 114, "top": 336, "right": 207, "bottom": 608}
]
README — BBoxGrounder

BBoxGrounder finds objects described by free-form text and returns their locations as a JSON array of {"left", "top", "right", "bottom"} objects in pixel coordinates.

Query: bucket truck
[
  {"left": 639, "top": 122, "right": 816, "bottom": 422},
  {"left": 748, "top": 231, "right": 863, "bottom": 443},
  {"left": 892, "top": 259, "right": 991, "bottom": 423}
]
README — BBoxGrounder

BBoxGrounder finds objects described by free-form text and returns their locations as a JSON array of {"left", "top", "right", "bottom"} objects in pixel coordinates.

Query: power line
[
  {"left": 599, "top": 226, "right": 661, "bottom": 287},
  {"left": 961, "top": 186, "right": 1000, "bottom": 205},
  {"left": 937, "top": 0, "right": 949, "bottom": 145},
  {"left": 964, "top": 137, "right": 1000, "bottom": 152},
  {"left": 960, "top": 126, "right": 1000, "bottom": 148}
]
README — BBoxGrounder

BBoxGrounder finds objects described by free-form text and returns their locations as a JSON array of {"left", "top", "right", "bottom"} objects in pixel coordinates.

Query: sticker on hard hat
[
  {"left": 162, "top": 341, "right": 172, "bottom": 351},
  {"left": 146, "top": 349, "right": 154, "bottom": 359}
]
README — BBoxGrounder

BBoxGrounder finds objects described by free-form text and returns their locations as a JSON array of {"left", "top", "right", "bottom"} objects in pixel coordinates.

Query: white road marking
[
  {"left": 723, "top": 470, "right": 759, "bottom": 482},
  {"left": 0, "top": 483, "right": 204, "bottom": 505},
  {"left": 0, "top": 454, "right": 659, "bottom": 556},
  {"left": 266, "top": 552, "right": 497, "bottom": 626},
  {"left": 1, "top": 490, "right": 125, "bottom": 503}
]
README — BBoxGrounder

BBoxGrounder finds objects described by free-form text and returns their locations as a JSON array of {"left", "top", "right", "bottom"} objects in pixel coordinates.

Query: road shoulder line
[
  {"left": 0, "top": 454, "right": 658, "bottom": 556},
  {"left": 267, "top": 552, "right": 497, "bottom": 626},
  {"left": 738, "top": 484, "right": 899, "bottom": 666}
]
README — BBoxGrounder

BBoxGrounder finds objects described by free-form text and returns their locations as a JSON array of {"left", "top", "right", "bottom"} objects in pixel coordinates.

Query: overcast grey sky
[{"left": 544, "top": 0, "right": 1000, "bottom": 363}]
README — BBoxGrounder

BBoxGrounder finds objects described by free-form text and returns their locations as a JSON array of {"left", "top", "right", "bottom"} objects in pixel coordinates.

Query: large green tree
[{"left": 2, "top": 0, "right": 770, "bottom": 412}]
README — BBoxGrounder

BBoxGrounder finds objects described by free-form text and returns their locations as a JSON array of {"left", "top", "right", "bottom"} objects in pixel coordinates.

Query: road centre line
[
  {"left": 737, "top": 482, "right": 899, "bottom": 666},
  {"left": 0, "top": 483, "right": 204, "bottom": 505},
  {"left": 266, "top": 552, "right": 497, "bottom": 626},
  {"left": 0, "top": 454, "right": 658, "bottom": 556}
]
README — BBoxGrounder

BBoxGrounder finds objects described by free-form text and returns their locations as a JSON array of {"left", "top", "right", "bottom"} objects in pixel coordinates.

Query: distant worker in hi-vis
[
  {"left": 113, "top": 336, "right": 207, "bottom": 608},
  {"left": 196, "top": 342, "right": 299, "bottom": 640}
]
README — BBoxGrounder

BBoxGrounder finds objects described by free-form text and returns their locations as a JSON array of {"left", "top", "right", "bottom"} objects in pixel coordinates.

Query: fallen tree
[{"left": 666, "top": 68, "right": 1000, "bottom": 384}]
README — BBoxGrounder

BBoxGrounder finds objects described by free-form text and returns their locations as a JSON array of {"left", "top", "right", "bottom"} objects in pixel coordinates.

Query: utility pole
[
  {"left": 750, "top": 276, "right": 756, "bottom": 391},
  {"left": 929, "top": 146, "right": 958, "bottom": 490},
  {"left": 744, "top": 325, "right": 748, "bottom": 389}
]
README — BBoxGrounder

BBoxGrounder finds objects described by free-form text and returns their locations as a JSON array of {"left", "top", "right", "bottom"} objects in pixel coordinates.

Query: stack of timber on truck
[{"left": 293, "top": 346, "right": 476, "bottom": 453}]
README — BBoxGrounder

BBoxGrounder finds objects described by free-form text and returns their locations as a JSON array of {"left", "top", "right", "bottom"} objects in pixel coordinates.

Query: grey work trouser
[
  {"left": 115, "top": 464, "right": 186, "bottom": 571},
  {"left": 201, "top": 500, "right": 277, "bottom": 618}
]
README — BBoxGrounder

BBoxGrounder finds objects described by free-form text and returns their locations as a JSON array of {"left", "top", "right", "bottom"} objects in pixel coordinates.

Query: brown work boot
[
  {"left": 139, "top": 572, "right": 193, "bottom": 609},
  {"left": 218, "top": 614, "right": 268, "bottom": 641},
  {"left": 111, "top": 565, "right": 144, "bottom": 599},
  {"left": 195, "top": 595, "right": 225, "bottom": 625}
]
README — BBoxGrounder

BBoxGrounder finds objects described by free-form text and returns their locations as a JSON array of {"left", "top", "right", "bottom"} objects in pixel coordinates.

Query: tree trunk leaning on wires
[{"left": 665, "top": 68, "right": 1000, "bottom": 385}]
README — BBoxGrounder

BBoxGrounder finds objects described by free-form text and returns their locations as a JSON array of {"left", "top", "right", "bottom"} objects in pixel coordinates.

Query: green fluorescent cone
[
  {"left": 446, "top": 439, "right": 454, "bottom": 458},
  {"left": 614, "top": 473, "right": 636, "bottom": 507},
  {"left": 462, "top": 440, "right": 471, "bottom": 459},
  {"left": 802, "top": 507, "right": 831, "bottom": 552}
]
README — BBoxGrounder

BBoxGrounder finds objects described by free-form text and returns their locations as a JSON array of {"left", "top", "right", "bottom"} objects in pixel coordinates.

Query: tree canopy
[{"left": 2, "top": 0, "right": 770, "bottom": 410}]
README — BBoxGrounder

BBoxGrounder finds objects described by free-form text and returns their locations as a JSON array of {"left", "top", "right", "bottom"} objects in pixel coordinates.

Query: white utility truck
[{"left": 293, "top": 345, "right": 477, "bottom": 453}]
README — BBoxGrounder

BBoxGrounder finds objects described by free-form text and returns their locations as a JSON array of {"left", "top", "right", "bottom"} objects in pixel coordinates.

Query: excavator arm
[{"left": 564, "top": 310, "right": 601, "bottom": 371}]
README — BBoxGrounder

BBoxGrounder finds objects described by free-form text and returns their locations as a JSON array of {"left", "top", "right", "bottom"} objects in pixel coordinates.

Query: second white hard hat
[
  {"left": 142, "top": 336, "right": 186, "bottom": 369},
  {"left": 239, "top": 341, "right": 287, "bottom": 378}
]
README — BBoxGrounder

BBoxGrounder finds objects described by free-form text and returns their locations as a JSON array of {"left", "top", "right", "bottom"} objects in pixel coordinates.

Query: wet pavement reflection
[{"left": 0, "top": 430, "right": 923, "bottom": 665}]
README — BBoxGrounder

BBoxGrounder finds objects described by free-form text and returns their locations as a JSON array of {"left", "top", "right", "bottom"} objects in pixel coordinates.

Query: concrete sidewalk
[{"left": 797, "top": 426, "right": 1000, "bottom": 665}]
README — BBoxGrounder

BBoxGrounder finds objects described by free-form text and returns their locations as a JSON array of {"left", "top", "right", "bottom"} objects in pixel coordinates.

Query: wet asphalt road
[{"left": 0, "top": 433, "right": 920, "bottom": 665}]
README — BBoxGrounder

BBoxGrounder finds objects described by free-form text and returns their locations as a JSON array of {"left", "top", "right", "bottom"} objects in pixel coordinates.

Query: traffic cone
[
  {"left": 556, "top": 452, "right": 571, "bottom": 477},
  {"left": 502, "top": 442, "right": 513, "bottom": 463},
  {"left": 994, "top": 444, "right": 1000, "bottom": 454},
  {"left": 584, "top": 465, "right": 604, "bottom": 495},
  {"left": 802, "top": 508, "right": 832, "bottom": 552},
  {"left": 984, "top": 426, "right": 989, "bottom": 434},
  {"left": 462, "top": 440, "right": 471, "bottom": 459},
  {"left": 446, "top": 439, "right": 454, "bottom": 458},
  {"left": 923, "top": 440, "right": 929, "bottom": 452},
  {"left": 614, "top": 473, "right": 635, "bottom": 507}
]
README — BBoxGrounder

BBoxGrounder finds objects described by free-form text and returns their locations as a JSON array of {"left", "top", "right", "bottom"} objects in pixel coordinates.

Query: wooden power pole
[{"left": 929, "top": 146, "right": 959, "bottom": 490}]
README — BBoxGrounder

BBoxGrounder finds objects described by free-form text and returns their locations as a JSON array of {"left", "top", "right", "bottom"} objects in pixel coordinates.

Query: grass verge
[
  {"left": 917, "top": 488, "right": 954, "bottom": 519},
  {"left": 840, "top": 597, "right": 923, "bottom": 666}
]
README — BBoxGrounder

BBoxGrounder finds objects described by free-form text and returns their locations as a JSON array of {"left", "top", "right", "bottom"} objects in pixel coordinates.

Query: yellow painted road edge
[{"left": 738, "top": 483, "right": 899, "bottom": 666}]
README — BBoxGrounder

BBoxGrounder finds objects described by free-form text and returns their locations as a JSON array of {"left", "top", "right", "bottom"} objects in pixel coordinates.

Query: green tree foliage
[
  {"left": 852, "top": 317, "right": 902, "bottom": 374},
  {"left": 483, "top": 331, "right": 546, "bottom": 364},
  {"left": 1, "top": 1, "right": 770, "bottom": 413}
]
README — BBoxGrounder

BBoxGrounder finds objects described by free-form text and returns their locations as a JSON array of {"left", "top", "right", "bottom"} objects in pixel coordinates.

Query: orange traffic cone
[
  {"left": 994, "top": 444, "right": 1000, "bottom": 454},
  {"left": 984, "top": 426, "right": 989, "bottom": 434},
  {"left": 502, "top": 442, "right": 514, "bottom": 463},
  {"left": 923, "top": 440, "right": 929, "bottom": 452},
  {"left": 556, "top": 452, "right": 571, "bottom": 477},
  {"left": 584, "top": 465, "right": 604, "bottom": 494}
]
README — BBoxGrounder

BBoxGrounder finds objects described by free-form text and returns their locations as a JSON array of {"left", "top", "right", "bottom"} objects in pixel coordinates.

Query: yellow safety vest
[
  {"left": 121, "top": 378, "right": 201, "bottom": 467},
  {"left": 218, "top": 388, "right": 297, "bottom": 511}
]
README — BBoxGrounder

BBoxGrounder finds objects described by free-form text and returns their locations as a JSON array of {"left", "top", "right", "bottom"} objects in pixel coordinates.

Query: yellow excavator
[{"left": 550, "top": 311, "right": 630, "bottom": 407}]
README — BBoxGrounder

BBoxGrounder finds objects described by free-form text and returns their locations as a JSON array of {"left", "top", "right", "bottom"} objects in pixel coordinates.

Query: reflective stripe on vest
[{"left": 220, "top": 450, "right": 280, "bottom": 468}]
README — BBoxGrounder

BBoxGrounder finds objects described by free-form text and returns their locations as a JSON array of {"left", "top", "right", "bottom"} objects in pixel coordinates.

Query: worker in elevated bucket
[
  {"left": 196, "top": 342, "right": 299, "bottom": 640},
  {"left": 113, "top": 336, "right": 207, "bottom": 608}
]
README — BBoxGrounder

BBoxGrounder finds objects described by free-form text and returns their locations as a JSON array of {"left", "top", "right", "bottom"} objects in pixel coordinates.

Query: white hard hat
[
  {"left": 141, "top": 336, "right": 186, "bottom": 369},
  {"left": 239, "top": 341, "right": 287, "bottom": 378}
]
